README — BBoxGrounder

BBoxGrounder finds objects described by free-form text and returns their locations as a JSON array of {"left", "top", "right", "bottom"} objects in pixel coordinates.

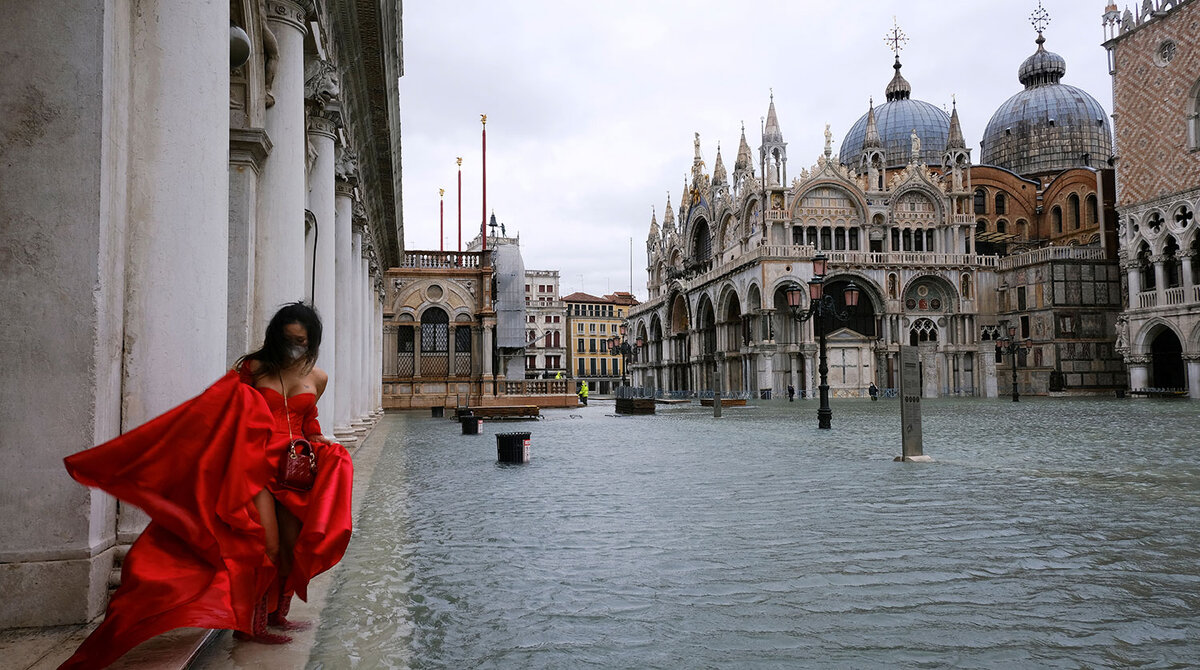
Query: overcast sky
[{"left": 397, "top": 0, "right": 1117, "bottom": 300}]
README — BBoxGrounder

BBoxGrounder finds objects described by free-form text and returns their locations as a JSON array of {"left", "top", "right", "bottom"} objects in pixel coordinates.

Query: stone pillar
[
  {"left": 228, "top": 129, "right": 271, "bottom": 365},
  {"left": 307, "top": 112, "right": 338, "bottom": 430},
  {"left": 350, "top": 227, "right": 367, "bottom": 431},
  {"left": 254, "top": 0, "right": 308, "bottom": 336},
  {"left": 920, "top": 344, "right": 939, "bottom": 398},
  {"left": 357, "top": 246, "right": 372, "bottom": 422},
  {"left": 1127, "top": 265, "right": 1142, "bottom": 296},
  {"left": 374, "top": 289, "right": 384, "bottom": 412},
  {"left": 1152, "top": 256, "right": 1167, "bottom": 299},
  {"left": 1184, "top": 354, "right": 1200, "bottom": 400},
  {"left": 980, "top": 342, "right": 998, "bottom": 398},
  {"left": 414, "top": 317, "right": 423, "bottom": 377},
  {"left": 1181, "top": 251, "right": 1196, "bottom": 289},
  {"left": 383, "top": 324, "right": 399, "bottom": 376},
  {"left": 0, "top": 0, "right": 226, "bottom": 627},
  {"left": 332, "top": 183, "right": 357, "bottom": 444},
  {"left": 1127, "top": 354, "right": 1150, "bottom": 391},
  {"left": 482, "top": 321, "right": 495, "bottom": 377}
]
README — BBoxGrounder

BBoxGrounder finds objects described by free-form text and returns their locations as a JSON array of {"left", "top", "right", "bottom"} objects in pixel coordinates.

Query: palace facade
[{"left": 628, "top": 20, "right": 1128, "bottom": 399}]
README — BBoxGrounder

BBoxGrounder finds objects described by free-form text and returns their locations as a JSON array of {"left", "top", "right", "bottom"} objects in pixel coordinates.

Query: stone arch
[
  {"left": 1132, "top": 316, "right": 1183, "bottom": 352},
  {"left": 668, "top": 292, "right": 689, "bottom": 335},
  {"left": 696, "top": 294, "right": 717, "bottom": 355},
  {"left": 821, "top": 272, "right": 880, "bottom": 338},
  {"left": 909, "top": 317, "right": 939, "bottom": 346},
  {"left": 745, "top": 283, "right": 762, "bottom": 312},
  {"left": 901, "top": 273, "right": 959, "bottom": 313}
]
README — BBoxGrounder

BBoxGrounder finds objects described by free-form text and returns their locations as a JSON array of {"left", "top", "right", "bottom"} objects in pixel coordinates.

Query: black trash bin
[
  {"left": 431, "top": 405, "right": 444, "bottom": 418},
  {"left": 461, "top": 414, "right": 482, "bottom": 435},
  {"left": 496, "top": 431, "right": 531, "bottom": 463}
]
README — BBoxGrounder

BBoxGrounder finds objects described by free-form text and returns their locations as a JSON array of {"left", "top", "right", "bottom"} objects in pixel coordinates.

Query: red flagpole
[
  {"left": 439, "top": 188, "right": 444, "bottom": 251},
  {"left": 456, "top": 157, "right": 462, "bottom": 254},
  {"left": 481, "top": 114, "right": 488, "bottom": 252}
]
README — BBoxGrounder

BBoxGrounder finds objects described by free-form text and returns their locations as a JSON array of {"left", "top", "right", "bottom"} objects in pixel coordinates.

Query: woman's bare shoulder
[{"left": 310, "top": 367, "right": 329, "bottom": 395}]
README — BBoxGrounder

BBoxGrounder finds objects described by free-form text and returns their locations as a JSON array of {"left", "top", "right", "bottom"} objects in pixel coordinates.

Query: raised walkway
[{"left": 1, "top": 418, "right": 391, "bottom": 670}]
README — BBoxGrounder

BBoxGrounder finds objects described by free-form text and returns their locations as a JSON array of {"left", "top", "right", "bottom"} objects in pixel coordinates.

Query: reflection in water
[{"left": 310, "top": 398, "right": 1200, "bottom": 669}]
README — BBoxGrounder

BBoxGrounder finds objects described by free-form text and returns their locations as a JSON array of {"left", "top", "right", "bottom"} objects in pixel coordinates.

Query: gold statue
[{"left": 480, "top": 114, "right": 487, "bottom": 125}]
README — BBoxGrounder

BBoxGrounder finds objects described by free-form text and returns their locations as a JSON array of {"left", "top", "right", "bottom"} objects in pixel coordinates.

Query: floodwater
[{"left": 309, "top": 397, "right": 1200, "bottom": 669}]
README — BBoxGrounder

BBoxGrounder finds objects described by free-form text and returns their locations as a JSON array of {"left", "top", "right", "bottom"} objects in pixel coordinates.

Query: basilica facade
[{"left": 628, "top": 24, "right": 1126, "bottom": 400}]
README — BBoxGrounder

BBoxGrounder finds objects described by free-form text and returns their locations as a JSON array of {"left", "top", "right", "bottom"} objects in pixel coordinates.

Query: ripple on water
[{"left": 310, "top": 398, "right": 1200, "bottom": 669}]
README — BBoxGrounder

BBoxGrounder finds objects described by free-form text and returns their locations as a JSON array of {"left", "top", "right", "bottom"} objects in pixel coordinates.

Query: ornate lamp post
[
  {"left": 996, "top": 325, "right": 1033, "bottom": 402},
  {"left": 785, "top": 254, "right": 860, "bottom": 429},
  {"left": 608, "top": 324, "right": 639, "bottom": 388}
]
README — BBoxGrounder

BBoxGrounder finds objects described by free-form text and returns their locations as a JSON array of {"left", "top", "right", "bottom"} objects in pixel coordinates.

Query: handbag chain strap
[{"left": 279, "top": 371, "right": 297, "bottom": 447}]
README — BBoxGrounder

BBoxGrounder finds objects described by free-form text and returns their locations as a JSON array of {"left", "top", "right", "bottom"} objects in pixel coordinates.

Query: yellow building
[{"left": 563, "top": 291, "right": 640, "bottom": 394}]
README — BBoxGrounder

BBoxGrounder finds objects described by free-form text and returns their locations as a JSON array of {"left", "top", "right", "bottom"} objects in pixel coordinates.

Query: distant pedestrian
[
  {"left": 868, "top": 382, "right": 879, "bottom": 401},
  {"left": 787, "top": 384, "right": 795, "bottom": 402}
]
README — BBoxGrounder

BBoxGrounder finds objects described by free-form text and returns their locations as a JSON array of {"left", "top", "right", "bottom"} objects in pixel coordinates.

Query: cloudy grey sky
[{"left": 398, "top": 0, "right": 1117, "bottom": 299}]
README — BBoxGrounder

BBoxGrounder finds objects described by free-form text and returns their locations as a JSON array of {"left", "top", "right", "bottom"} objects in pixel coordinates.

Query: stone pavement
[{"left": 1, "top": 419, "right": 389, "bottom": 670}]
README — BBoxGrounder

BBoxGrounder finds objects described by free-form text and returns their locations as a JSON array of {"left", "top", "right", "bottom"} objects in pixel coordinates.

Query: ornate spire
[
  {"left": 734, "top": 122, "right": 754, "bottom": 175},
  {"left": 946, "top": 97, "right": 965, "bottom": 150},
  {"left": 662, "top": 192, "right": 675, "bottom": 231},
  {"left": 712, "top": 142, "right": 727, "bottom": 185},
  {"left": 1018, "top": 3, "right": 1065, "bottom": 88},
  {"left": 763, "top": 91, "right": 784, "bottom": 143},
  {"left": 648, "top": 206, "right": 659, "bottom": 242},
  {"left": 863, "top": 97, "right": 883, "bottom": 150},
  {"left": 883, "top": 19, "right": 911, "bottom": 102}
]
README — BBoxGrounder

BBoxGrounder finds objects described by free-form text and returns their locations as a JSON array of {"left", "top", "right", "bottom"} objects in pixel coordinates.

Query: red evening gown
[{"left": 58, "top": 370, "right": 354, "bottom": 669}]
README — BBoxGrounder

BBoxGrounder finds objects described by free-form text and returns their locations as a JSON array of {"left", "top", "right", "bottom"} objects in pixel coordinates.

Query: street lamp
[
  {"left": 608, "top": 324, "right": 638, "bottom": 388},
  {"left": 996, "top": 325, "right": 1033, "bottom": 402},
  {"left": 785, "top": 254, "right": 860, "bottom": 429}
]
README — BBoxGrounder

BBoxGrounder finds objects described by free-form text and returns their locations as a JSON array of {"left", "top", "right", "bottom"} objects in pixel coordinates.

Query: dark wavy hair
[{"left": 237, "top": 302, "right": 323, "bottom": 380}]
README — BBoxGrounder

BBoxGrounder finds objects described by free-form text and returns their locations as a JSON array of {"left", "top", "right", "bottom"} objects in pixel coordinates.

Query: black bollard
[
  {"left": 431, "top": 405, "right": 444, "bottom": 418},
  {"left": 461, "top": 414, "right": 482, "bottom": 435},
  {"left": 496, "top": 431, "right": 531, "bottom": 463}
]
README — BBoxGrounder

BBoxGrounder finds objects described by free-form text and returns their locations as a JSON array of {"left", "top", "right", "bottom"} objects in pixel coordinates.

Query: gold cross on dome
[
  {"left": 1030, "top": 1, "right": 1051, "bottom": 35},
  {"left": 884, "top": 17, "right": 907, "bottom": 59}
]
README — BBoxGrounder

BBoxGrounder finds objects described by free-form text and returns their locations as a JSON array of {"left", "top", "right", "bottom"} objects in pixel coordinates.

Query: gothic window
[
  {"left": 420, "top": 307, "right": 449, "bottom": 376},
  {"left": 913, "top": 229, "right": 924, "bottom": 251},
  {"left": 1147, "top": 211, "right": 1165, "bottom": 233},
  {"left": 1087, "top": 194, "right": 1099, "bottom": 225},
  {"left": 1052, "top": 206, "right": 1063, "bottom": 234},
  {"left": 974, "top": 188, "right": 987, "bottom": 214},
  {"left": 397, "top": 325, "right": 414, "bottom": 377},
  {"left": 1069, "top": 194, "right": 1081, "bottom": 230},
  {"left": 1137, "top": 242, "right": 1154, "bottom": 291},
  {"left": 692, "top": 220, "right": 712, "bottom": 262},
  {"left": 1165, "top": 236, "right": 1182, "bottom": 288},
  {"left": 995, "top": 193, "right": 1006, "bottom": 215},
  {"left": 902, "top": 229, "right": 913, "bottom": 251},
  {"left": 848, "top": 228, "right": 860, "bottom": 251},
  {"left": 909, "top": 318, "right": 938, "bottom": 346},
  {"left": 834, "top": 228, "right": 846, "bottom": 250},
  {"left": 891, "top": 228, "right": 900, "bottom": 251},
  {"left": 792, "top": 227, "right": 805, "bottom": 245},
  {"left": 820, "top": 227, "right": 832, "bottom": 249},
  {"left": 1175, "top": 205, "right": 1193, "bottom": 229}
]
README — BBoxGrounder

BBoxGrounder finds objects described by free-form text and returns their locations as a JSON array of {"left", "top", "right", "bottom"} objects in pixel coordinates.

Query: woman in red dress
[{"left": 60, "top": 303, "right": 354, "bottom": 668}]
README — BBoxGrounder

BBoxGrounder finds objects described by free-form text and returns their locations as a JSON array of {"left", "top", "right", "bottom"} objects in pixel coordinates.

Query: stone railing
[
  {"left": 1138, "top": 290, "right": 1158, "bottom": 308},
  {"left": 504, "top": 379, "right": 571, "bottom": 396},
  {"left": 1165, "top": 286, "right": 1186, "bottom": 305},
  {"left": 400, "top": 250, "right": 485, "bottom": 269},
  {"left": 827, "top": 251, "right": 998, "bottom": 268},
  {"left": 997, "top": 245, "right": 1106, "bottom": 270}
]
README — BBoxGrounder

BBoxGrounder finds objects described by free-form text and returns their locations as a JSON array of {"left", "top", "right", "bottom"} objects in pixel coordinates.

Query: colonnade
[{"left": 1, "top": 0, "right": 391, "bottom": 627}]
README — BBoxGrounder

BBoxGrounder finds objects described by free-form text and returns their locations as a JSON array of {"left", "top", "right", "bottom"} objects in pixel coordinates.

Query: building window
[
  {"left": 1052, "top": 206, "right": 1063, "bottom": 234},
  {"left": 1087, "top": 194, "right": 1098, "bottom": 225},
  {"left": 577, "top": 338, "right": 585, "bottom": 353},
  {"left": 578, "top": 359, "right": 585, "bottom": 375},
  {"left": 589, "top": 359, "right": 597, "bottom": 376},
  {"left": 589, "top": 323, "right": 596, "bottom": 333},
  {"left": 577, "top": 323, "right": 583, "bottom": 332},
  {"left": 909, "top": 318, "right": 938, "bottom": 346},
  {"left": 974, "top": 188, "right": 987, "bottom": 214},
  {"left": 600, "top": 358, "right": 607, "bottom": 376},
  {"left": 961, "top": 273, "right": 972, "bottom": 299},
  {"left": 1069, "top": 194, "right": 1081, "bottom": 230},
  {"left": 527, "top": 355, "right": 537, "bottom": 369},
  {"left": 997, "top": 219, "right": 1007, "bottom": 234},
  {"left": 589, "top": 338, "right": 596, "bottom": 352},
  {"left": 995, "top": 193, "right": 1006, "bottom": 215}
]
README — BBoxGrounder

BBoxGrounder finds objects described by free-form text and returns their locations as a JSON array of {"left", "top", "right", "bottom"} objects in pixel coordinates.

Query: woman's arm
[{"left": 253, "top": 489, "right": 280, "bottom": 564}]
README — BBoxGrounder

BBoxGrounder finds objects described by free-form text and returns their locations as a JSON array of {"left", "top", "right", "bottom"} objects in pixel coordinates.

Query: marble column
[
  {"left": 1181, "top": 252, "right": 1196, "bottom": 290},
  {"left": 356, "top": 244, "right": 372, "bottom": 424},
  {"left": 332, "top": 183, "right": 357, "bottom": 444},
  {"left": 374, "top": 290, "right": 384, "bottom": 413},
  {"left": 350, "top": 227, "right": 367, "bottom": 431},
  {"left": 1184, "top": 354, "right": 1200, "bottom": 400},
  {"left": 254, "top": 0, "right": 308, "bottom": 337},
  {"left": 120, "top": 0, "right": 231, "bottom": 541},
  {"left": 307, "top": 112, "right": 338, "bottom": 429},
  {"left": 980, "top": 342, "right": 999, "bottom": 398},
  {"left": 1152, "top": 256, "right": 1167, "bottom": 299},
  {"left": 1127, "top": 354, "right": 1150, "bottom": 391},
  {"left": 0, "top": 0, "right": 226, "bottom": 628}
]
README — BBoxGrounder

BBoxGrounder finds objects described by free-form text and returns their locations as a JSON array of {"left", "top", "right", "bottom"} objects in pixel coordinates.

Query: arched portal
[
  {"left": 721, "top": 292, "right": 744, "bottom": 392},
  {"left": 667, "top": 294, "right": 691, "bottom": 391},
  {"left": 1149, "top": 327, "right": 1185, "bottom": 389}
]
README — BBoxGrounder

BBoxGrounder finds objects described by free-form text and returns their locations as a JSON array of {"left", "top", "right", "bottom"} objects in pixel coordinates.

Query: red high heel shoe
[
  {"left": 268, "top": 593, "right": 313, "bottom": 632},
  {"left": 234, "top": 594, "right": 292, "bottom": 644}
]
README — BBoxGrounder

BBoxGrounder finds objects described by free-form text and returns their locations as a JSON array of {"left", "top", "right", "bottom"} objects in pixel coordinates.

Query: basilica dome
[
  {"left": 980, "top": 34, "right": 1112, "bottom": 176},
  {"left": 840, "top": 59, "right": 950, "bottom": 168}
]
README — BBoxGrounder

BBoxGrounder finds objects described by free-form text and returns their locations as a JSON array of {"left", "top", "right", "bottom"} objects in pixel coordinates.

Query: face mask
[{"left": 288, "top": 345, "right": 306, "bottom": 362}]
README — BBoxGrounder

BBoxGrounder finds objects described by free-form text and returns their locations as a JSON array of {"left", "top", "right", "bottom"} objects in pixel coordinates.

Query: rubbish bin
[
  {"left": 431, "top": 406, "right": 444, "bottom": 418},
  {"left": 496, "top": 431, "right": 531, "bottom": 463},
  {"left": 461, "top": 414, "right": 482, "bottom": 435}
]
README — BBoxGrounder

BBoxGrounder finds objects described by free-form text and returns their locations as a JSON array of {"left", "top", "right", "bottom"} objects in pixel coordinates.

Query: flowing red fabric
[{"left": 58, "top": 370, "right": 354, "bottom": 669}]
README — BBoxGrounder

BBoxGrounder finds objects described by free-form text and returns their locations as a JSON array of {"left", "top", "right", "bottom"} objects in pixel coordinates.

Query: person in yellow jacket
[
  {"left": 555, "top": 371, "right": 563, "bottom": 379},
  {"left": 578, "top": 380, "right": 588, "bottom": 405}
]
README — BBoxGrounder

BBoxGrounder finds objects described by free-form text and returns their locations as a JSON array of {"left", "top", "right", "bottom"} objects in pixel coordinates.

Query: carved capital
[
  {"left": 1126, "top": 354, "right": 1151, "bottom": 366},
  {"left": 1150, "top": 254, "right": 1169, "bottom": 264},
  {"left": 264, "top": 0, "right": 308, "bottom": 34},
  {"left": 306, "top": 113, "right": 338, "bottom": 139}
]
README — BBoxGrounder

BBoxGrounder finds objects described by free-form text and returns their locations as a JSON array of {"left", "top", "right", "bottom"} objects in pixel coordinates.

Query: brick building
[{"left": 1104, "top": 0, "right": 1200, "bottom": 396}]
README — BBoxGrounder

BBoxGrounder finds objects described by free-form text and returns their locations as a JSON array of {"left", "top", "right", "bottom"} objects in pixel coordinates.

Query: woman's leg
[
  {"left": 268, "top": 503, "right": 311, "bottom": 630},
  {"left": 235, "top": 490, "right": 292, "bottom": 644}
]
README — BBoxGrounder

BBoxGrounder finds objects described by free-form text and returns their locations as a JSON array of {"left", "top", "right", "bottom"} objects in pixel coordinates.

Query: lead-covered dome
[
  {"left": 840, "top": 59, "right": 950, "bottom": 168},
  {"left": 981, "top": 35, "right": 1111, "bottom": 176}
]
